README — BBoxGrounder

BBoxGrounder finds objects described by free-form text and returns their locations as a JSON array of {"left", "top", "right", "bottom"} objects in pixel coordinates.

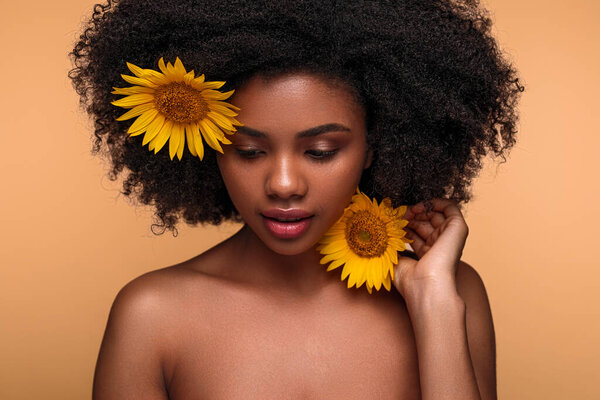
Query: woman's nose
[{"left": 264, "top": 155, "right": 307, "bottom": 200}]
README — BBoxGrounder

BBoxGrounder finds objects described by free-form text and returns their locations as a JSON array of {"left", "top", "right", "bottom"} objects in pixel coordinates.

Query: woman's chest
[{"left": 164, "top": 293, "right": 421, "bottom": 399}]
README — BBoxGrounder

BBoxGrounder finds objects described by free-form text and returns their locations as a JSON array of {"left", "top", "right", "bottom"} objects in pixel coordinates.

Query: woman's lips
[{"left": 262, "top": 216, "right": 313, "bottom": 239}]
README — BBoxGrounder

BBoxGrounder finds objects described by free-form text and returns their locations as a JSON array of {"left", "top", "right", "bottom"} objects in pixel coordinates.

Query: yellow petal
[
  {"left": 198, "top": 119, "right": 224, "bottom": 153},
  {"left": 127, "top": 109, "right": 159, "bottom": 134},
  {"left": 111, "top": 93, "right": 154, "bottom": 108},
  {"left": 142, "top": 114, "right": 165, "bottom": 145},
  {"left": 151, "top": 120, "right": 173, "bottom": 153},
  {"left": 366, "top": 258, "right": 374, "bottom": 288},
  {"left": 207, "top": 102, "right": 239, "bottom": 117},
  {"left": 173, "top": 57, "right": 187, "bottom": 77},
  {"left": 166, "top": 61, "right": 182, "bottom": 82},
  {"left": 201, "top": 81, "right": 226, "bottom": 90},
  {"left": 356, "top": 261, "right": 367, "bottom": 287},
  {"left": 116, "top": 102, "right": 155, "bottom": 121},
  {"left": 120, "top": 74, "right": 158, "bottom": 88},
  {"left": 373, "top": 258, "right": 383, "bottom": 290},
  {"left": 201, "top": 89, "right": 233, "bottom": 101},
  {"left": 191, "top": 123, "right": 205, "bottom": 160},
  {"left": 169, "top": 123, "right": 183, "bottom": 160},
  {"left": 387, "top": 248, "right": 398, "bottom": 265},
  {"left": 158, "top": 57, "right": 168, "bottom": 75},
  {"left": 207, "top": 111, "right": 235, "bottom": 131},
  {"left": 183, "top": 70, "right": 195, "bottom": 85},
  {"left": 112, "top": 86, "right": 155, "bottom": 95},
  {"left": 382, "top": 276, "right": 391, "bottom": 291},
  {"left": 126, "top": 62, "right": 145, "bottom": 78},
  {"left": 141, "top": 70, "right": 169, "bottom": 86},
  {"left": 319, "top": 239, "right": 348, "bottom": 254},
  {"left": 319, "top": 249, "right": 349, "bottom": 264},
  {"left": 176, "top": 127, "right": 185, "bottom": 160},
  {"left": 185, "top": 124, "right": 198, "bottom": 157},
  {"left": 341, "top": 259, "right": 357, "bottom": 281},
  {"left": 192, "top": 74, "right": 205, "bottom": 86},
  {"left": 325, "top": 258, "right": 345, "bottom": 272}
]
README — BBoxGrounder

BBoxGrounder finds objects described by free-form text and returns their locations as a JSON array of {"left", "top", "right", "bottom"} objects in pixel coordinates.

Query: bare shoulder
[
  {"left": 455, "top": 261, "right": 491, "bottom": 307},
  {"left": 93, "top": 264, "right": 215, "bottom": 399},
  {"left": 455, "top": 260, "right": 498, "bottom": 400}
]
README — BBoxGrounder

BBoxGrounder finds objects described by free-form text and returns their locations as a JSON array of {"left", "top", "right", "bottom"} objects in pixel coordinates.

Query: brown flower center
[
  {"left": 154, "top": 82, "right": 208, "bottom": 124},
  {"left": 345, "top": 210, "right": 388, "bottom": 257}
]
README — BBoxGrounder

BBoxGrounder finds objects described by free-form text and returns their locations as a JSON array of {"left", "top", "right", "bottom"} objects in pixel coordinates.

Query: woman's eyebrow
[{"left": 236, "top": 123, "right": 351, "bottom": 139}]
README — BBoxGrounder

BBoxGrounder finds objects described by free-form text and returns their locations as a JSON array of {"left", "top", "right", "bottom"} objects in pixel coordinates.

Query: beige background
[{"left": 1, "top": 0, "right": 599, "bottom": 398}]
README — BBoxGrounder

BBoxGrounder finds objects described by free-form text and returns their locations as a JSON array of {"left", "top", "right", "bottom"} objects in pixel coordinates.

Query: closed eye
[
  {"left": 306, "top": 149, "right": 338, "bottom": 160},
  {"left": 235, "top": 149, "right": 262, "bottom": 158},
  {"left": 234, "top": 148, "right": 339, "bottom": 161}
]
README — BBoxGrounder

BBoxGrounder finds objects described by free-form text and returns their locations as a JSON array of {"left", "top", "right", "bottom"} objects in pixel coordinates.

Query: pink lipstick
[{"left": 261, "top": 209, "right": 314, "bottom": 239}]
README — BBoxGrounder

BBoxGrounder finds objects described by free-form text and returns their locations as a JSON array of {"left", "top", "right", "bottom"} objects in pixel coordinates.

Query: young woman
[{"left": 69, "top": 0, "right": 522, "bottom": 398}]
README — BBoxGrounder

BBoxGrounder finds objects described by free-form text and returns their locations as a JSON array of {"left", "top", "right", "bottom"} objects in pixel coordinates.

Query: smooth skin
[{"left": 92, "top": 73, "right": 496, "bottom": 399}]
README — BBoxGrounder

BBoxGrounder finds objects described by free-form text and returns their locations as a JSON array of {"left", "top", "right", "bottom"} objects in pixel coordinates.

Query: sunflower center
[
  {"left": 154, "top": 82, "right": 209, "bottom": 124},
  {"left": 345, "top": 210, "right": 389, "bottom": 257}
]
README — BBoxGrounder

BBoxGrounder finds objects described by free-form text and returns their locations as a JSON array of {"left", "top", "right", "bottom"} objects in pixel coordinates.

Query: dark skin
[{"left": 93, "top": 73, "right": 496, "bottom": 399}]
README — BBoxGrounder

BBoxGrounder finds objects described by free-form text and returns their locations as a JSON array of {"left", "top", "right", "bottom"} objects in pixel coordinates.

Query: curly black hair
[{"left": 69, "top": 0, "right": 523, "bottom": 235}]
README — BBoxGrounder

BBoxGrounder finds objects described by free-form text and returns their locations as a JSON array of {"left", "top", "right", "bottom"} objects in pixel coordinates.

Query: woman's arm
[
  {"left": 93, "top": 276, "right": 170, "bottom": 400},
  {"left": 395, "top": 199, "right": 496, "bottom": 400}
]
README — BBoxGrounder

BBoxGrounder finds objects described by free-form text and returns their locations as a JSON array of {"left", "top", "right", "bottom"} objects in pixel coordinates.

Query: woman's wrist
[{"left": 402, "top": 279, "right": 465, "bottom": 317}]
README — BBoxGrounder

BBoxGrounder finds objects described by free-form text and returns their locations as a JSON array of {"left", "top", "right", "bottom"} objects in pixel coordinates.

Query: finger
[
  {"left": 407, "top": 219, "right": 435, "bottom": 240},
  {"left": 413, "top": 210, "right": 446, "bottom": 228},
  {"left": 404, "top": 227, "right": 431, "bottom": 258},
  {"left": 428, "top": 198, "right": 465, "bottom": 220}
]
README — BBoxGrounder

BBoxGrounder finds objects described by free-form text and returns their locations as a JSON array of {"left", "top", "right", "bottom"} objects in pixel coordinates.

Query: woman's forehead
[{"left": 229, "top": 73, "right": 366, "bottom": 135}]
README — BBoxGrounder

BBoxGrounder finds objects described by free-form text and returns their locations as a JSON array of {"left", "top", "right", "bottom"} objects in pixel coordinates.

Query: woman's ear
[{"left": 364, "top": 148, "right": 374, "bottom": 169}]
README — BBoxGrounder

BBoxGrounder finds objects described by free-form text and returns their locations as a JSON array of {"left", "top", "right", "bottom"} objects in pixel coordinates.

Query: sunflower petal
[
  {"left": 183, "top": 70, "right": 195, "bottom": 85},
  {"left": 174, "top": 57, "right": 187, "bottom": 76},
  {"left": 382, "top": 276, "right": 391, "bottom": 291},
  {"left": 201, "top": 81, "right": 226, "bottom": 90},
  {"left": 158, "top": 57, "right": 168, "bottom": 75},
  {"left": 116, "top": 102, "right": 155, "bottom": 121},
  {"left": 169, "top": 123, "right": 183, "bottom": 160},
  {"left": 142, "top": 114, "right": 165, "bottom": 145},
  {"left": 320, "top": 239, "right": 348, "bottom": 254},
  {"left": 340, "top": 264, "right": 350, "bottom": 281},
  {"left": 325, "top": 258, "right": 345, "bottom": 272},
  {"left": 207, "top": 102, "right": 239, "bottom": 117},
  {"left": 185, "top": 124, "right": 198, "bottom": 157},
  {"left": 120, "top": 74, "right": 158, "bottom": 88},
  {"left": 176, "top": 127, "right": 185, "bottom": 160},
  {"left": 201, "top": 89, "right": 232, "bottom": 100},
  {"left": 151, "top": 120, "right": 173, "bottom": 153},
  {"left": 111, "top": 93, "right": 154, "bottom": 108},
  {"left": 198, "top": 119, "right": 224, "bottom": 153},
  {"left": 191, "top": 123, "right": 205, "bottom": 160},
  {"left": 112, "top": 86, "right": 155, "bottom": 95},
  {"left": 127, "top": 109, "right": 159, "bottom": 134},
  {"left": 126, "top": 62, "right": 145, "bottom": 78}
]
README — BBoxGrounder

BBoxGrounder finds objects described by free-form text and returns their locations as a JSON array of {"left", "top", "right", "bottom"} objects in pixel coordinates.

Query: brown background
[{"left": 1, "top": 0, "right": 599, "bottom": 398}]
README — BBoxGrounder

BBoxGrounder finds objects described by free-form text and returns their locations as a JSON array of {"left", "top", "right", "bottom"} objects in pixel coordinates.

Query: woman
[{"left": 69, "top": 0, "right": 522, "bottom": 398}]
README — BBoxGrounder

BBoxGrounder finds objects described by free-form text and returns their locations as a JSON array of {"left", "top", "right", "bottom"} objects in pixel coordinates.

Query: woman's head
[
  {"left": 69, "top": 0, "right": 523, "bottom": 235},
  {"left": 217, "top": 72, "right": 372, "bottom": 255}
]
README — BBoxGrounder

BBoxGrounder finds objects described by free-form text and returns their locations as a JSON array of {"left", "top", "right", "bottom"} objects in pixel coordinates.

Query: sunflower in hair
[
  {"left": 317, "top": 188, "right": 413, "bottom": 294},
  {"left": 111, "top": 57, "right": 242, "bottom": 160}
]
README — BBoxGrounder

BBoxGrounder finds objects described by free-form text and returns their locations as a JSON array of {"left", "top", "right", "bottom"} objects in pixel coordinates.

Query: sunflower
[
  {"left": 110, "top": 57, "right": 243, "bottom": 160},
  {"left": 317, "top": 188, "right": 413, "bottom": 294}
]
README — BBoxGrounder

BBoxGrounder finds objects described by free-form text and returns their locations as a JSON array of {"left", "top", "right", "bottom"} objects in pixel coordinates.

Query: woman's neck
[{"left": 226, "top": 224, "right": 339, "bottom": 297}]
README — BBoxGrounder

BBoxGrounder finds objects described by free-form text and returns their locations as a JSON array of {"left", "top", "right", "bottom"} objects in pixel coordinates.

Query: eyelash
[{"left": 235, "top": 149, "right": 338, "bottom": 161}]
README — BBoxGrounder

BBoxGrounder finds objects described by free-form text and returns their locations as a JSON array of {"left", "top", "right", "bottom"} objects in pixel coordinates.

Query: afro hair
[{"left": 69, "top": 0, "right": 523, "bottom": 235}]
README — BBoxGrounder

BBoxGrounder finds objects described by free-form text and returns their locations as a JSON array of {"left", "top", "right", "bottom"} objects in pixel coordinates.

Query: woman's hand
[{"left": 393, "top": 198, "right": 469, "bottom": 301}]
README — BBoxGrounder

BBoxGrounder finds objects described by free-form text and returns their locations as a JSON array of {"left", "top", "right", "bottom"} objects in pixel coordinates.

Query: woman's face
[{"left": 217, "top": 72, "right": 372, "bottom": 256}]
